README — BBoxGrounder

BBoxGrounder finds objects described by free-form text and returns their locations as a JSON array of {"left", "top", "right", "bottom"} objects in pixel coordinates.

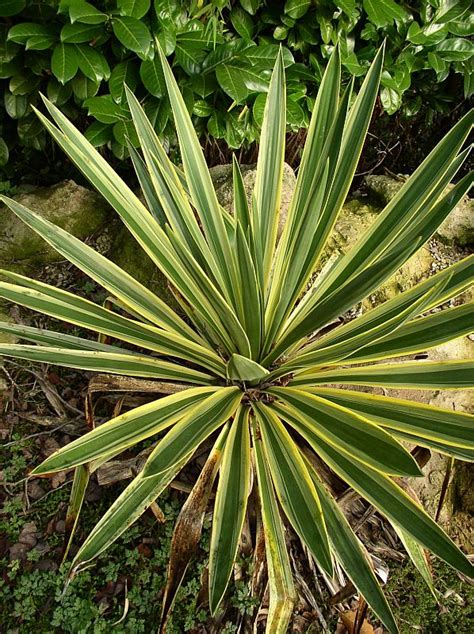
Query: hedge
[{"left": 0, "top": 0, "right": 472, "bottom": 168}]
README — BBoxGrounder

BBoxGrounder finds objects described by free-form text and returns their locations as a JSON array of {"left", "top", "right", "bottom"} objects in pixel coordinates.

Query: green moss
[{"left": 386, "top": 559, "right": 474, "bottom": 633}]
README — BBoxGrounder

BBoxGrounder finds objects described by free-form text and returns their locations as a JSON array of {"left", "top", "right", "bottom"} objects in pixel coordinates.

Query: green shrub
[
  {"left": 0, "top": 0, "right": 472, "bottom": 168},
  {"left": 0, "top": 43, "right": 473, "bottom": 632}
]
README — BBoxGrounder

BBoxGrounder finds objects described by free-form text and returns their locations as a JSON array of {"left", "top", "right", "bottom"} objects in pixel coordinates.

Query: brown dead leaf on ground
[{"left": 337, "top": 609, "right": 375, "bottom": 633}]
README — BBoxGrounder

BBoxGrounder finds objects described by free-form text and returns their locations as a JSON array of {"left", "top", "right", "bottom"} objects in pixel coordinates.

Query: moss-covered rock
[
  {"left": 0, "top": 180, "right": 112, "bottom": 267},
  {"left": 364, "top": 174, "right": 473, "bottom": 246},
  {"left": 322, "top": 196, "right": 435, "bottom": 309},
  {"left": 437, "top": 196, "right": 474, "bottom": 246},
  {"left": 364, "top": 174, "right": 407, "bottom": 205},
  {"left": 325, "top": 198, "right": 380, "bottom": 253}
]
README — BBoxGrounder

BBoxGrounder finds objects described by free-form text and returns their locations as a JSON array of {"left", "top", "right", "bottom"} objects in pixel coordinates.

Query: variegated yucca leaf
[{"left": 0, "top": 43, "right": 472, "bottom": 633}]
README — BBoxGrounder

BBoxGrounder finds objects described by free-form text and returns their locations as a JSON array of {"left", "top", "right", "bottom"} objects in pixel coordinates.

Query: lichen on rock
[{"left": 365, "top": 173, "right": 473, "bottom": 247}]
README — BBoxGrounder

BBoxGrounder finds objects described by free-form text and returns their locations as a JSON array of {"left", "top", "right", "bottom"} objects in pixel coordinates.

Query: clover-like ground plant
[{"left": 0, "top": 44, "right": 473, "bottom": 633}]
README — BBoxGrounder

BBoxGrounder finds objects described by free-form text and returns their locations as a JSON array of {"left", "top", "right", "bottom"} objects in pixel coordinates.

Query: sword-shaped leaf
[
  {"left": 279, "top": 145, "right": 472, "bottom": 360},
  {"left": 269, "top": 389, "right": 421, "bottom": 477},
  {"left": 0, "top": 343, "right": 211, "bottom": 383},
  {"left": 253, "top": 48, "right": 286, "bottom": 286},
  {"left": 313, "top": 110, "right": 473, "bottom": 299},
  {"left": 0, "top": 274, "right": 225, "bottom": 376},
  {"left": 209, "top": 407, "right": 251, "bottom": 613},
  {"left": 227, "top": 353, "right": 269, "bottom": 385},
  {"left": 264, "top": 47, "right": 346, "bottom": 353},
  {"left": 264, "top": 158, "right": 331, "bottom": 354},
  {"left": 126, "top": 87, "right": 221, "bottom": 285},
  {"left": 142, "top": 387, "right": 242, "bottom": 477},
  {"left": 157, "top": 45, "right": 238, "bottom": 306},
  {"left": 292, "top": 361, "right": 474, "bottom": 389},
  {"left": 281, "top": 282, "right": 446, "bottom": 372},
  {"left": 278, "top": 410, "right": 473, "bottom": 578},
  {"left": 32, "top": 387, "right": 216, "bottom": 475},
  {"left": 32, "top": 99, "right": 247, "bottom": 356},
  {"left": 346, "top": 302, "right": 473, "bottom": 363},
  {"left": 253, "top": 402, "right": 332, "bottom": 573},
  {"left": 0, "top": 321, "right": 135, "bottom": 354},
  {"left": 293, "top": 44, "right": 384, "bottom": 291},
  {"left": 232, "top": 221, "right": 263, "bottom": 356},
  {"left": 307, "top": 464, "right": 398, "bottom": 634},
  {"left": 232, "top": 155, "right": 251, "bottom": 232},
  {"left": 0, "top": 194, "right": 193, "bottom": 339},
  {"left": 72, "top": 460, "right": 188, "bottom": 568},
  {"left": 300, "top": 254, "right": 473, "bottom": 356},
  {"left": 127, "top": 144, "right": 167, "bottom": 226},
  {"left": 306, "top": 387, "right": 474, "bottom": 451},
  {"left": 63, "top": 465, "right": 90, "bottom": 562},
  {"left": 267, "top": 239, "right": 417, "bottom": 364},
  {"left": 394, "top": 526, "right": 437, "bottom": 599},
  {"left": 251, "top": 416, "right": 296, "bottom": 634}
]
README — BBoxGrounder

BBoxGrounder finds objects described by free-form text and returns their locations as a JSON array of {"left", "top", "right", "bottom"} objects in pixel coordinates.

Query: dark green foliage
[{"left": 0, "top": 0, "right": 472, "bottom": 169}]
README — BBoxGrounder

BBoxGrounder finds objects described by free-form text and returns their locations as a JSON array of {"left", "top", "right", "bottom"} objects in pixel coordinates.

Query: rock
[
  {"left": 429, "top": 389, "right": 474, "bottom": 414},
  {"left": 323, "top": 197, "right": 435, "bottom": 308},
  {"left": 18, "top": 522, "right": 38, "bottom": 548},
  {"left": 364, "top": 174, "right": 473, "bottom": 246},
  {"left": 445, "top": 511, "right": 473, "bottom": 553},
  {"left": 0, "top": 180, "right": 112, "bottom": 268},
  {"left": 409, "top": 452, "right": 453, "bottom": 523},
  {"left": 27, "top": 479, "right": 45, "bottom": 501},
  {"left": 210, "top": 162, "right": 296, "bottom": 236},
  {"left": 34, "top": 558, "right": 58, "bottom": 572},
  {"left": 408, "top": 451, "right": 473, "bottom": 552},
  {"left": 9, "top": 542, "right": 29, "bottom": 561},
  {"left": 364, "top": 174, "right": 406, "bottom": 206},
  {"left": 50, "top": 471, "right": 67, "bottom": 489},
  {"left": 452, "top": 462, "right": 474, "bottom": 515},
  {"left": 425, "top": 335, "right": 473, "bottom": 362},
  {"left": 437, "top": 196, "right": 474, "bottom": 246},
  {"left": 325, "top": 198, "right": 379, "bottom": 255}
]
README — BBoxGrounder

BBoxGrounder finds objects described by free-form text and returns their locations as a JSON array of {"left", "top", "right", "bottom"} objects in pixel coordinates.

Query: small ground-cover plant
[
  {"left": 0, "top": 43, "right": 473, "bottom": 632},
  {"left": 0, "top": 476, "right": 232, "bottom": 633}
]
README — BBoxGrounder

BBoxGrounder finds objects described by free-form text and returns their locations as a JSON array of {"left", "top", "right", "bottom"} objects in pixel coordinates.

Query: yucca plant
[{"left": 0, "top": 43, "right": 473, "bottom": 632}]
